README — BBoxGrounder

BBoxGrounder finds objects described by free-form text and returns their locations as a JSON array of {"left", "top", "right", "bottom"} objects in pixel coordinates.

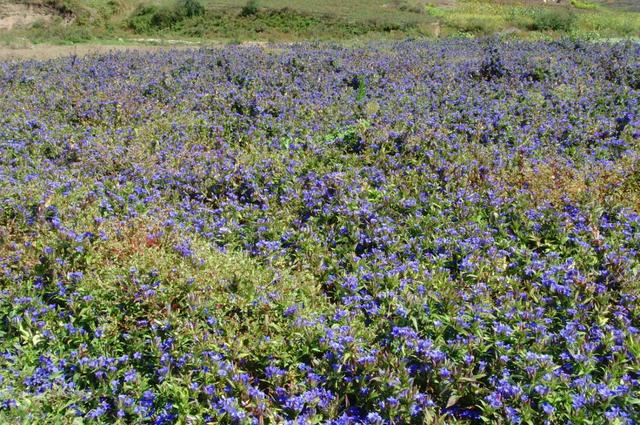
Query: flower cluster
[{"left": 0, "top": 40, "right": 639, "bottom": 423}]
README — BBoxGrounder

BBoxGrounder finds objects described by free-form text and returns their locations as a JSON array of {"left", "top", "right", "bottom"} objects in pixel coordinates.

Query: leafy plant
[
  {"left": 479, "top": 43, "right": 508, "bottom": 79},
  {"left": 127, "top": 0, "right": 204, "bottom": 33},
  {"left": 240, "top": 0, "right": 260, "bottom": 17},
  {"left": 529, "top": 8, "right": 577, "bottom": 32},
  {"left": 570, "top": 0, "right": 598, "bottom": 10},
  {"left": 127, "top": 5, "right": 182, "bottom": 32},
  {"left": 177, "top": 0, "right": 205, "bottom": 18}
]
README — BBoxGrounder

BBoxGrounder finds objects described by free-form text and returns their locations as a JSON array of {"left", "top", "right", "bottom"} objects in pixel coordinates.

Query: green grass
[
  {"left": 1, "top": 0, "right": 639, "bottom": 44},
  {"left": 426, "top": 1, "right": 640, "bottom": 38}
]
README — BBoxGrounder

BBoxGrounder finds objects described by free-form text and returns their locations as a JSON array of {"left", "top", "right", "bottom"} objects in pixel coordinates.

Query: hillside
[
  {"left": 591, "top": 0, "right": 640, "bottom": 12},
  {"left": 0, "top": 0, "right": 639, "bottom": 45}
]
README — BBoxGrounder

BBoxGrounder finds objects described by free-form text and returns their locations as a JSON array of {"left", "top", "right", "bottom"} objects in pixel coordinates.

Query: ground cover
[{"left": 0, "top": 40, "right": 639, "bottom": 423}]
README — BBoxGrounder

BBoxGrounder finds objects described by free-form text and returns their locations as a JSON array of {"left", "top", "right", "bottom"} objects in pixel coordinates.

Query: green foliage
[
  {"left": 127, "top": 5, "right": 180, "bottom": 33},
  {"left": 355, "top": 75, "right": 366, "bottom": 102},
  {"left": 178, "top": 0, "right": 205, "bottom": 18},
  {"left": 3, "top": 0, "right": 640, "bottom": 43},
  {"left": 529, "top": 8, "right": 577, "bottom": 32},
  {"left": 1, "top": 41, "right": 640, "bottom": 423},
  {"left": 127, "top": 0, "right": 204, "bottom": 33},
  {"left": 450, "top": 16, "right": 502, "bottom": 36},
  {"left": 570, "top": 0, "right": 598, "bottom": 10},
  {"left": 240, "top": 0, "right": 260, "bottom": 17},
  {"left": 19, "top": 21, "right": 94, "bottom": 44},
  {"left": 37, "top": 0, "right": 79, "bottom": 17},
  {"left": 397, "top": 3, "right": 423, "bottom": 14},
  {"left": 255, "top": 8, "right": 320, "bottom": 33}
]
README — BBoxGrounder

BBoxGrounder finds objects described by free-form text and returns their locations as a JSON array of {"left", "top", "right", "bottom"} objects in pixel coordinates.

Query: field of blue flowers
[{"left": 0, "top": 40, "right": 639, "bottom": 424}]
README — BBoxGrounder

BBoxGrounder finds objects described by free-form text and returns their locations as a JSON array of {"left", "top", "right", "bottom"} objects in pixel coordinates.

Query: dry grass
[
  {"left": 496, "top": 155, "right": 640, "bottom": 211},
  {"left": 0, "top": 41, "right": 200, "bottom": 60}
]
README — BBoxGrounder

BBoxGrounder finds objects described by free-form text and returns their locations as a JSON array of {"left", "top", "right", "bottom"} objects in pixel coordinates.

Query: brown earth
[
  {"left": 0, "top": 42, "right": 203, "bottom": 61},
  {"left": 0, "top": 2, "right": 66, "bottom": 30}
]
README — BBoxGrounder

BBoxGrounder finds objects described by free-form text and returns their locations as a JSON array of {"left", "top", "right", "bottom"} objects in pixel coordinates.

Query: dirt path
[{"left": 0, "top": 42, "right": 206, "bottom": 61}]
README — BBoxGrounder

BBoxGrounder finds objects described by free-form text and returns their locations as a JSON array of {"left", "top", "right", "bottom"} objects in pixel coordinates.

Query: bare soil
[
  {"left": 0, "top": 43, "right": 202, "bottom": 61},
  {"left": 0, "top": 3, "right": 64, "bottom": 30}
]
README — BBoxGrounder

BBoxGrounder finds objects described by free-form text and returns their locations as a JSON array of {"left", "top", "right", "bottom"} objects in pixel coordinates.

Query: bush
[
  {"left": 570, "top": 0, "right": 598, "bottom": 10},
  {"left": 452, "top": 17, "right": 501, "bottom": 35},
  {"left": 178, "top": 0, "right": 205, "bottom": 18},
  {"left": 128, "top": 0, "right": 204, "bottom": 33},
  {"left": 128, "top": 5, "right": 181, "bottom": 33},
  {"left": 240, "top": 0, "right": 260, "bottom": 17},
  {"left": 530, "top": 8, "right": 576, "bottom": 32}
]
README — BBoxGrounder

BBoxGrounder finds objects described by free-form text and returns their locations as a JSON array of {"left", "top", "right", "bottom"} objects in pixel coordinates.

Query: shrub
[
  {"left": 128, "top": 5, "right": 182, "bottom": 33},
  {"left": 177, "top": 0, "right": 205, "bottom": 18},
  {"left": 454, "top": 17, "right": 501, "bottom": 35},
  {"left": 530, "top": 8, "right": 576, "bottom": 32},
  {"left": 521, "top": 59, "right": 552, "bottom": 82},
  {"left": 396, "top": 0, "right": 424, "bottom": 14},
  {"left": 570, "top": 0, "right": 598, "bottom": 10},
  {"left": 128, "top": 0, "right": 205, "bottom": 34},
  {"left": 240, "top": 0, "right": 260, "bottom": 17}
]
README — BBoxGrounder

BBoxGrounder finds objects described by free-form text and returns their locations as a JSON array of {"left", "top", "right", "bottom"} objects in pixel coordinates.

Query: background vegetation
[{"left": 0, "top": 0, "right": 639, "bottom": 45}]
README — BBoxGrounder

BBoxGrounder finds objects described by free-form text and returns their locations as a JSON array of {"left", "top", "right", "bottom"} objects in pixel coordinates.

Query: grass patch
[
  {"left": 124, "top": 4, "right": 429, "bottom": 41},
  {"left": 570, "top": 0, "right": 599, "bottom": 10},
  {"left": 528, "top": 8, "right": 577, "bottom": 32},
  {"left": 1, "top": 0, "right": 639, "bottom": 44}
]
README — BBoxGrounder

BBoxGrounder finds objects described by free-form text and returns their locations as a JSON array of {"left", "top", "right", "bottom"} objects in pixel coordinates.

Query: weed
[
  {"left": 529, "top": 8, "right": 577, "bottom": 32},
  {"left": 240, "top": 0, "right": 260, "bottom": 17},
  {"left": 178, "top": 0, "right": 205, "bottom": 18}
]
